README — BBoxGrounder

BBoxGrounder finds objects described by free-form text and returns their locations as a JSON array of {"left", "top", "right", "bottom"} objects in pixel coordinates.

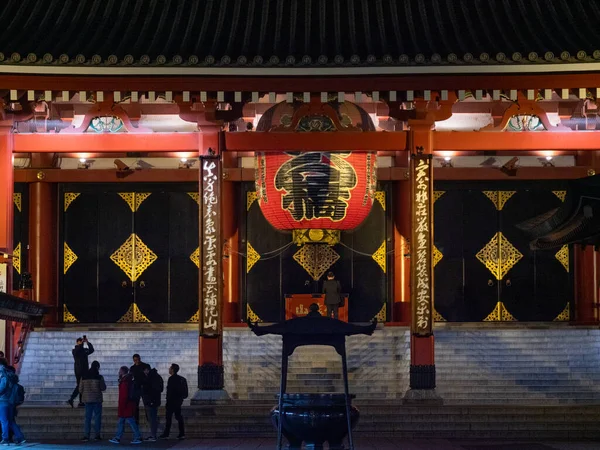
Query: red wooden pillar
[
  {"left": 0, "top": 126, "right": 13, "bottom": 257},
  {"left": 194, "top": 129, "right": 229, "bottom": 402},
  {"left": 393, "top": 178, "right": 411, "bottom": 323},
  {"left": 403, "top": 125, "right": 442, "bottom": 404},
  {"left": 29, "top": 181, "right": 58, "bottom": 325},
  {"left": 574, "top": 245, "right": 598, "bottom": 324},
  {"left": 222, "top": 153, "right": 240, "bottom": 324},
  {"left": 0, "top": 126, "right": 13, "bottom": 362}
]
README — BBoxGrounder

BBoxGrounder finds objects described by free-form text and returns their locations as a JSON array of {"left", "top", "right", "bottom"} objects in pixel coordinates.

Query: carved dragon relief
[
  {"left": 61, "top": 102, "right": 151, "bottom": 134},
  {"left": 481, "top": 101, "right": 571, "bottom": 132}
]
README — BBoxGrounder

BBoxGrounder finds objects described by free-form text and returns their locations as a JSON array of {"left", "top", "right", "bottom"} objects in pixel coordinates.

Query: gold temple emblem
[
  {"left": 247, "top": 303, "right": 262, "bottom": 322},
  {"left": 13, "top": 193, "right": 21, "bottom": 213},
  {"left": 372, "top": 241, "right": 386, "bottom": 273},
  {"left": 190, "top": 247, "right": 200, "bottom": 268},
  {"left": 63, "top": 304, "right": 79, "bottom": 323},
  {"left": 64, "top": 193, "right": 80, "bottom": 212},
  {"left": 555, "top": 245, "right": 569, "bottom": 272},
  {"left": 187, "top": 310, "right": 200, "bottom": 323},
  {"left": 374, "top": 191, "right": 386, "bottom": 210},
  {"left": 432, "top": 245, "right": 443, "bottom": 268},
  {"left": 187, "top": 192, "right": 200, "bottom": 204},
  {"left": 292, "top": 229, "right": 340, "bottom": 246},
  {"left": 12, "top": 243, "right": 21, "bottom": 275},
  {"left": 484, "top": 302, "right": 516, "bottom": 321},
  {"left": 247, "top": 191, "right": 258, "bottom": 210},
  {"left": 110, "top": 234, "right": 157, "bottom": 282},
  {"left": 554, "top": 302, "right": 570, "bottom": 321},
  {"left": 433, "top": 191, "right": 445, "bottom": 203},
  {"left": 373, "top": 303, "right": 386, "bottom": 322},
  {"left": 246, "top": 242, "right": 260, "bottom": 272},
  {"left": 433, "top": 308, "right": 446, "bottom": 322},
  {"left": 63, "top": 242, "right": 78, "bottom": 274},
  {"left": 118, "top": 303, "right": 151, "bottom": 323},
  {"left": 476, "top": 232, "right": 523, "bottom": 280},
  {"left": 293, "top": 244, "right": 340, "bottom": 281},
  {"left": 482, "top": 191, "right": 516, "bottom": 211},
  {"left": 552, "top": 191, "right": 566, "bottom": 202},
  {"left": 118, "top": 192, "right": 151, "bottom": 212}
]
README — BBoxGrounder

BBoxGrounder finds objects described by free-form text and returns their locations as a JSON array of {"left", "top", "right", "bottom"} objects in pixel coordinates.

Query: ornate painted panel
[
  {"left": 244, "top": 182, "right": 388, "bottom": 323},
  {"left": 434, "top": 181, "right": 571, "bottom": 322},
  {"left": 60, "top": 184, "right": 199, "bottom": 323},
  {"left": 12, "top": 183, "right": 28, "bottom": 290}
]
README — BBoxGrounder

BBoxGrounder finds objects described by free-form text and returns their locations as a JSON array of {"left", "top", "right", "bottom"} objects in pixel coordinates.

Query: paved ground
[{"left": 10, "top": 439, "right": 600, "bottom": 449}]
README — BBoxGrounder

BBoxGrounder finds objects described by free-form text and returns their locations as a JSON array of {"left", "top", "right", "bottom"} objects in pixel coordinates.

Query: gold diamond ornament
[
  {"left": 555, "top": 245, "right": 569, "bottom": 272},
  {"left": 374, "top": 191, "right": 386, "bottom": 210},
  {"left": 372, "top": 242, "right": 386, "bottom": 273},
  {"left": 433, "top": 191, "right": 445, "bottom": 203},
  {"left": 293, "top": 244, "right": 340, "bottom": 281},
  {"left": 118, "top": 192, "right": 151, "bottom": 212},
  {"left": 13, "top": 193, "right": 21, "bottom": 213},
  {"left": 187, "top": 192, "right": 200, "bottom": 204},
  {"left": 373, "top": 303, "right": 386, "bottom": 322},
  {"left": 63, "top": 305, "right": 79, "bottom": 323},
  {"left": 552, "top": 191, "right": 566, "bottom": 202},
  {"left": 554, "top": 302, "right": 570, "bottom": 321},
  {"left": 433, "top": 245, "right": 443, "bottom": 268},
  {"left": 64, "top": 193, "right": 80, "bottom": 212},
  {"left": 433, "top": 308, "right": 446, "bottom": 322},
  {"left": 118, "top": 303, "right": 151, "bottom": 323},
  {"left": 110, "top": 234, "right": 157, "bottom": 282},
  {"left": 476, "top": 232, "right": 523, "bottom": 280},
  {"left": 63, "top": 242, "right": 78, "bottom": 274},
  {"left": 246, "top": 242, "right": 260, "bottom": 272},
  {"left": 482, "top": 191, "right": 516, "bottom": 210},
  {"left": 187, "top": 310, "right": 200, "bottom": 323},
  {"left": 483, "top": 302, "right": 516, "bottom": 321},
  {"left": 247, "top": 303, "right": 262, "bottom": 322},
  {"left": 190, "top": 247, "right": 200, "bottom": 268},
  {"left": 12, "top": 243, "right": 21, "bottom": 275},
  {"left": 247, "top": 191, "right": 258, "bottom": 210}
]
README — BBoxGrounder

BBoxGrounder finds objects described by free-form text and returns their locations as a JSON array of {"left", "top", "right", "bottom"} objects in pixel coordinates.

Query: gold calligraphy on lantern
[
  {"left": 411, "top": 155, "right": 433, "bottom": 336},
  {"left": 274, "top": 152, "right": 358, "bottom": 221},
  {"left": 200, "top": 156, "right": 221, "bottom": 336}
]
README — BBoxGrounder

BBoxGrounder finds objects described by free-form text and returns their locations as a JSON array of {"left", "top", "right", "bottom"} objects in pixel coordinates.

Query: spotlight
[
  {"left": 179, "top": 158, "right": 195, "bottom": 169},
  {"left": 440, "top": 156, "right": 453, "bottom": 168},
  {"left": 540, "top": 156, "right": 555, "bottom": 167},
  {"left": 500, "top": 157, "right": 519, "bottom": 176},
  {"left": 77, "top": 158, "right": 90, "bottom": 169}
]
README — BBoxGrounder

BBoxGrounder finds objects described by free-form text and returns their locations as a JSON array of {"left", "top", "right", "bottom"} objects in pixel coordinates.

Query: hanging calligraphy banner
[
  {"left": 256, "top": 151, "right": 377, "bottom": 230},
  {"left": 200, "top": 155, "right": 222, "bottom": 337},
  {"left": 411, "top": 153, "right": 434, "bottom": 336}
]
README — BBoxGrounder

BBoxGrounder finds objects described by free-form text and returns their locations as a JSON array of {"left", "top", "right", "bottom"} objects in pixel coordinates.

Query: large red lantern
[{"left": 256, "top": 151, "right": 377, "bottom": 230}]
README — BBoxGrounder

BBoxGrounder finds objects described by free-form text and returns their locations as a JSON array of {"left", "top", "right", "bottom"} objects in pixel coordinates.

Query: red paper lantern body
[{"left": 256, "top": 151, "right": 377, "bottom": 230}]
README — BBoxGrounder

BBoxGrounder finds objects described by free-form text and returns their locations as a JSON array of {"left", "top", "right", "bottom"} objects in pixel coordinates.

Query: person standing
[
  {"left": 129, "top": 354, "right": 149, "bottom": 424},
  {"left": 109, "top": 366, "right": 142, "bottom": 445},
  {"left": 78, "top": 361, "right": 106, "bottom": 442},
  {"left": 323, "top": 272, "right": 343, "bottom": 319},
  {"left": 0, "top": 359, "right": 24, "bottom": 445},
  {"left": 141, "top": 366, "right": 163, "bottom": 442},
  {"left": 159, "top": 364, "right": 187, "bottom": 440},
  {"left": 67, "top": 336, "right": 94, "bottom": 408}
]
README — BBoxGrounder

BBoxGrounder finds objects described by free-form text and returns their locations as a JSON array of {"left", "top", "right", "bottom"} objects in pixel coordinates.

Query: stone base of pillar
[
  {"left": 409, "top": 364, "right": 436, "bottom": 390},
  {"left": 191, "top": 363, "right": 230, "bottom": 404},
  {"left": 190, "top": 389, "right": 230, "bottom": 404},
  {"left": 402, "top": 388, "right": 443, "bottom": 405},
  {"left": 198, "top": 363, "right": 224, "bottom": 390}
]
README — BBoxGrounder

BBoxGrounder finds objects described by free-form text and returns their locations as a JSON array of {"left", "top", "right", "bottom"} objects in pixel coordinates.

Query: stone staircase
[{"left": 17, "top": 326, "right": 600, "bottom": 406}]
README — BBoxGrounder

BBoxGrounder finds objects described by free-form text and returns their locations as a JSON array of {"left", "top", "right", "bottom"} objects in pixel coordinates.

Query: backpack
[
  {"left": 180, "top": 377, "right": 188, "bottom": 400},
  {"left": 10, "top": 383, "right": 24, "bottom": 406},
  {"left": 128, "top": 380, "right": 142, "bottom": 403},
  {"left": 155, "top": 374, "right": 164, "bottom": 394}
]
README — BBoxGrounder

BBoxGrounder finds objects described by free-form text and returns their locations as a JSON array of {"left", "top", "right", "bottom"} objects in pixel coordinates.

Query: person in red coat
[{"left": 109, "top": 366, "right": 142, "bottom": 445}]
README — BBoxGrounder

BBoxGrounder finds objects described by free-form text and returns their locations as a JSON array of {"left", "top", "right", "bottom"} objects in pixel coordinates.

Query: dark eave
[{"left": 0, "top": 0, "right": 598, "bottom": 74}]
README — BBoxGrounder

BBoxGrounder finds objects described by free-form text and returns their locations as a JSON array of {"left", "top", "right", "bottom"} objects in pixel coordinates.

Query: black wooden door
[
  {"left": 61, "top": 185, "right": 199, "bottom": 323},
  {"left": 434, "top": 182, "right": 571, "bottom": 322}
]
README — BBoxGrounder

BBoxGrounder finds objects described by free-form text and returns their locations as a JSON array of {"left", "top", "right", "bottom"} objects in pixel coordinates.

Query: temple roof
[
  {"left": 518, "top": 176, "right": 600, "bottom": 250},
  {"left": 0, "top": 0, "right": 598, "bottom": 70}
]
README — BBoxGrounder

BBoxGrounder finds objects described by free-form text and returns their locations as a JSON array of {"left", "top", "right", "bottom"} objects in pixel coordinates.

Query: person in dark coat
[
  {"left": 159, "top": 364, "right": 187, "bottom": 440},
  {"left": 141, "top": 366, "right": 163, "bottom": 442},
  {"left": 67, "top": 336, "right": 94, "bottom": 408},
  {"left": 129, "top": 354, "right": 150, "bottom": 424},
  {"left": 322, "top": 272, "right": 343, "bottom": 319},
  {"left": 306, "top": 303, "right": 322, "bottom": 317}
]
